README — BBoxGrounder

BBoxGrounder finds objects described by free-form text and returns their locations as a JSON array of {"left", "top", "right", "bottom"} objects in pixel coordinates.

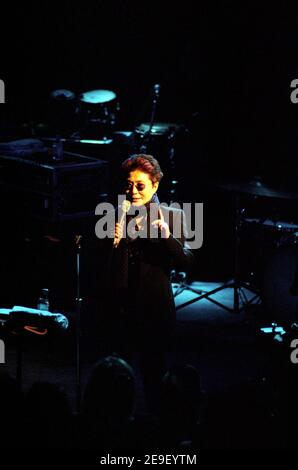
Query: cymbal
[{"left": 217, "top": 179, "right": 298, "bottom": 200}]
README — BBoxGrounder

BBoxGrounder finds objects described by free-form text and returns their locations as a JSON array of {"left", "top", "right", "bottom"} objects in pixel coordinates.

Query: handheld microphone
[
  {"left": 114, "top": 200, "right": 131, "bottom": 247},
  {"left": 74, "top": 234, "right": 82, "bottom": 250}
]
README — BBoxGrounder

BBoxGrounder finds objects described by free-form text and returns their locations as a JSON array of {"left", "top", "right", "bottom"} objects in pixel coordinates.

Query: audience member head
[
  {"left": 82, "top": 355, "right": 136, "bottom": 425},
  {"left": 159, "top": 364, "right": 203, "bottom": 426}
]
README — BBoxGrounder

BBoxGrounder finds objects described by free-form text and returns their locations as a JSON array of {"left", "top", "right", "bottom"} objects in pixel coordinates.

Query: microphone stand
[
  {"left": 75, "top": 235, "right": 82, "bottom": 413},
  {"left": 140, "top": 84, "right": 160, "bottom": 153}
]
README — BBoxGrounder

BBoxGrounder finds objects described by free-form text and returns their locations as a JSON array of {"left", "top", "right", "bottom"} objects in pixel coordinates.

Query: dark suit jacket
[{"left": 105, "top": 205, "right": 194, "bottom": 342}]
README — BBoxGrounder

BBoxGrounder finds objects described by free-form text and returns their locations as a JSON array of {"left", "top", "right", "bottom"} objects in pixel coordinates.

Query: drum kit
[
  {"left": 47, "top": 87, "right": 185, "bottom": 201},
  {"left": 174, "top": 177, "right": 298, "bottom": 324},
  {"left": 216, "top": 178, "right": 298, "bottom": 324}
]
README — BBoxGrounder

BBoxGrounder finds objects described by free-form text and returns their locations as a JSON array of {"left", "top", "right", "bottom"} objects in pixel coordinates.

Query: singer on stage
[{"left": 104, "top": 154, "right": 194, "bottom": 409}]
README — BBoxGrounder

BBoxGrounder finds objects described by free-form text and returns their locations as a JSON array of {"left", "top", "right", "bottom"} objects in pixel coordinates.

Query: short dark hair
[
  {"left": 121, "top": 154, "right": 163, "bottom": 183},
  {"left": 82, "top": 355, "right": 136, "bottom": 422}
]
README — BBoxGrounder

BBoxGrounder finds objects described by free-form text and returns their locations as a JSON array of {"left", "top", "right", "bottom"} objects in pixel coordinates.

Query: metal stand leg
[
  {"left": 174, "top": 194, "right": 261, "bottom": 313},
  {"left": 75, "top": 235, "right": 83, "bottom": 413},
  {"left": 16, "top": 334, "right": 23, "bottom": 387}
]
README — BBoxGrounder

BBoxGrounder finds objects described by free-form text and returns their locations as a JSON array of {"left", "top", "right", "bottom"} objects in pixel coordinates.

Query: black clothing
[
  {"left": 102, "top": 198, "right": 194, "bottom": 410},
  {"left": 108, "top": 203, "right": 193, "bottom": 340}
]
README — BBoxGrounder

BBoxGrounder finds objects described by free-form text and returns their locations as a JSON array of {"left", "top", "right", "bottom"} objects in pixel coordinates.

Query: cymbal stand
[
  {"left": 139, "top": 84, "right": 160, "bottom": 153},
  {"left": 167, "top": 127, "right": 179, "bottom": 204},
  {"left": 227, "top": 193, "right": 261, "bottom": 312},
  {"left": 175, "top": 194, "right": 261, "bottom": 313},
  {"left": 75, "top": 235, "right": 83, "bottom": 412}
]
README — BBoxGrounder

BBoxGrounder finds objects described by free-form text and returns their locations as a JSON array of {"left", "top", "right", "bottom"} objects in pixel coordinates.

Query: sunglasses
[{"left": 125, "top": 182, "right": 146, "bottom": 192}]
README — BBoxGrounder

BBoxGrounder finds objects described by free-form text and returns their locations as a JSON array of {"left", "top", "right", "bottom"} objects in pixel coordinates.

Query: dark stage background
[
  {"left": 1, "top": 2, "right": 297, "bottom": 174},
  {"left": 0, "top": 3, "right": 297, "bottom": 302},
  {"left": 0, "top": 2, "right": 298, "bottom": 454},
  {"left": 1, "top": 2, "right": 297, "bottom": 306}
]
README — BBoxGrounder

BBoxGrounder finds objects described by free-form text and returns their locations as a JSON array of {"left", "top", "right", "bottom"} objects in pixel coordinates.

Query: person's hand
[
  {"left": 113, "top": 222, "right": 124, "bottom": 247},
  {"left": 151, "top": 210, "right": 170, "bottom": 239}
]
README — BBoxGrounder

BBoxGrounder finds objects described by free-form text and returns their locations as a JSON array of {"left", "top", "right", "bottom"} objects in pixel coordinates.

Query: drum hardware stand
[
  {"left": 167, "top": 127, "right": 179, "bottom": 203},
  {"left": 172, "top": 271, "right": 209, "bottom": 304},
  {"left": 75, "top": 234, "right": 83, "bottom": 412},
  {"left": 174, "top": 194, "right": 261, "bottom": 314}
]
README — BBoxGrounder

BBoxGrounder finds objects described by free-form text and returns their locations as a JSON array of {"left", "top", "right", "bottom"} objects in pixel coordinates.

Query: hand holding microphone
[
  {"left": 113, "top": 223, "right": 124, "bottom": 248},
  {"left": 113, "top": 200, "right": 131, "bottom": 247}
]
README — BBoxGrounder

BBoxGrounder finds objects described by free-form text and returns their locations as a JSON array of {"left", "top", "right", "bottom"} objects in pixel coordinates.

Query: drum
[
  {"left": 132, "top": 122, "right": 185, "bottom": 201},
  {"left": 79, "top": 89, "right": 119, "bottom": 138},
  {"left": 133, "top": 123, "right": 182, "bottom": 155},
  {"left": 135, "top": 122, "right": 181, "bottom": 136},
  {"left": 244, "top": 218, "right": 298, "bottom": 234},
  {"left": 133, "top": 123, "right": 184, "bottom": 170},
  {"left": 240, "top": 218, "right": 298, "bottom": 291},
  {"left": 263, "top": 233, "right": 298, "bottom": 324}
]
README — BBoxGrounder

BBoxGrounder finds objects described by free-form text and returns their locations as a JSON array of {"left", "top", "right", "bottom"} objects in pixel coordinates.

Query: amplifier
[{"left": 0, "top": 150, "right": 109, "bottom": 221}]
